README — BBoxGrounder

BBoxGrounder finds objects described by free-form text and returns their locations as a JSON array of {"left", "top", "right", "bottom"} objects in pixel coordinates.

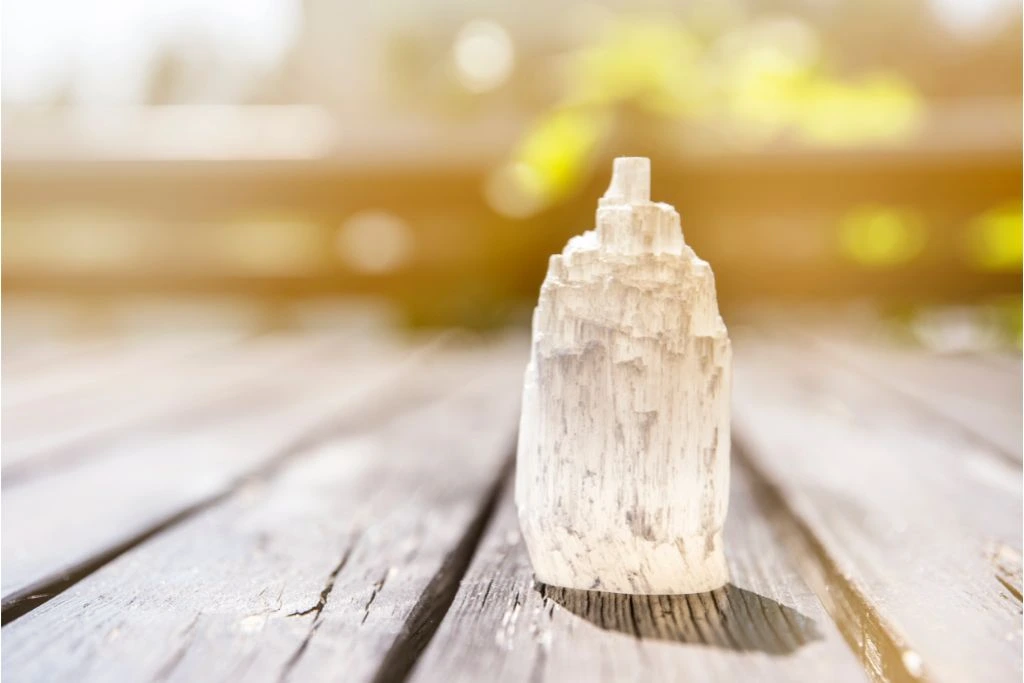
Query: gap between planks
[
  {"left": 1, "top": 333, "right": 446, "bottom": 603},
  {"left": 7, "top": 326, "right": 1016, "bottom": 683},
  {"left": 1, "top": 343, "right": 525, "bottom": 683},
  {"left": 731, "top": 442, "right": 926, "bottom": 683},
  {"left": 409, "top": 451, "right": 871, "bottom": 683},
  {"left": 409, "top": 437, "right": 973, "bottom": 683},
  {"left": 0, "top": 333, "right": 514, "bottom": 625},
  {"left": 410, "top": 330, "right": 1020, "bottom": 683},
  {"left": 731, "top": 331, "right": 1021, "bottom": 683}
]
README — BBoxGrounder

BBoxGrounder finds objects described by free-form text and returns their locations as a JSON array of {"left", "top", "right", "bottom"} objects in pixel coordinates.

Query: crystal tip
[{"left": 602, "top": 157, "right": 650, "bottom": 206}]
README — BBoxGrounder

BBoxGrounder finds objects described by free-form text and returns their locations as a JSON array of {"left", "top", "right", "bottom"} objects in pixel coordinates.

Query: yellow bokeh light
[
  {"left": 965, "top": 204, "right": 1023, "bottom": 271},
  {"left": 795, "top": 75, "right": 922, "bottom": 146},
  {"left": 838, "top": 206, "right": 927, "bottom": 267},
  {"left": 486, "top": 107, "right": 612, "bottom": 217},
  {"left": 494, "top": 13, "right": 925, "bottom": 213},
  {"left": 567, "top": 19, "right": 704, "bottom": 117}
]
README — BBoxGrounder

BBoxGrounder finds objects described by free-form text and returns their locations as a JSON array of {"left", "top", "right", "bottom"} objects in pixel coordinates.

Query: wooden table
[{"left": 2, "top": 325, "right": 1021, "bottom": 682}]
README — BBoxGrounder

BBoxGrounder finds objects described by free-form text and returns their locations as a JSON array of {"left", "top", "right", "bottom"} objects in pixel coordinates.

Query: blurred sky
[
  {"left": 3, "top": 0, "right": 1020, "bottom": 106},
  {"left": 3, "top": 0, "right": 300, "bottom": 104}
]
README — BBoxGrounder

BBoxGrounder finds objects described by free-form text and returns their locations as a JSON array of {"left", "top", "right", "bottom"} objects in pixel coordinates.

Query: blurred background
[{"left": 3, "top": 0, "right": 1022, "bottom": 349}]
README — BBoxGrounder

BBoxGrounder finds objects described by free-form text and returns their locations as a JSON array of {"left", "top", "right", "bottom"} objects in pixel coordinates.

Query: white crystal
[{"left": 516, "top": 157, "right": 732, "bottom": 595}]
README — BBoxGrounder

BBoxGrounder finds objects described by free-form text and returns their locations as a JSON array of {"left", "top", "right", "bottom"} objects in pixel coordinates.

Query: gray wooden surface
[
  {"left": 732, "top": 331, "right": 1022, "bottom": 682},
  {"left": 1, "top": 325, "right": 1020, "bottom": 682},
  {"left": 811, "top": 334, "right": 1023, "bottom": 462},
  {"left": 2, "top": 334, "right": 427, "bottom": 605},
  {"left": 408, "top": 464, "right": 868, "bottom": 683}
]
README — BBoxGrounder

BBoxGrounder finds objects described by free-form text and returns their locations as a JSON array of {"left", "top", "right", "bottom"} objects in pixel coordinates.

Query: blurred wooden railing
[{"left": 3, "top": 102, "right": 1020, "bottom": 330}]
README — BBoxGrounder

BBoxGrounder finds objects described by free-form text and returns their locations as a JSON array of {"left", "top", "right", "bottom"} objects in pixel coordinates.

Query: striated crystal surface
[{"left": 516, "top": 157, "right": 732, "bottom": 594}]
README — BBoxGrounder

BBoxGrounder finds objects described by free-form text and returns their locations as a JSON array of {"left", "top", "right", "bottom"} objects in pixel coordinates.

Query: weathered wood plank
[
  {"left": 1, "top": 334, "right": 505, "bottom": 610},
  {"left": 409, "top": 462, "right": 868, "bottom": 682},
  {"left": 809, "top": 333, "right": 1022, "bottom": 462},
  {"left": 1, "top": 342, "right": 524, "bottom": 683},
  {"left": 732, "top": 333, "right": 1022, "bottom": 683},
  {"left": 1, "top": 333, "right": 350, "bottom": 477},
  {"left": 2, "top": 334, "right": 239, "bottom": 410}
]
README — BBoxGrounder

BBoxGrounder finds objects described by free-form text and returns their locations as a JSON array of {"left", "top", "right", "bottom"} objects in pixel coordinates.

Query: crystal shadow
[{"left": 538, "top": 582, "right": 821, "bottom": 655}]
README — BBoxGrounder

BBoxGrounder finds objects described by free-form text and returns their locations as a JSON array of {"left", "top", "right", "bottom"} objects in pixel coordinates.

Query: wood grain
[
  {"left": 1, "top": 334, "right": 352, "bottom": 478},
  {"left": 732, "top": 333, "right": 1022, "bottom": 682},
  {"left": 3, "top": 324, "right": 1017, "bottom": 682},
  {"left": 409, "top": 462, "right": 867, "bottom": 683},
  {"left": 0, "top": 342, "right": 524, "bottom": 683},
  {"left": 1, "top": 334, "right": 512, "bottom": 611},
  {"left": 809, "top": 333, "right": 1022, "bottom": 463}
]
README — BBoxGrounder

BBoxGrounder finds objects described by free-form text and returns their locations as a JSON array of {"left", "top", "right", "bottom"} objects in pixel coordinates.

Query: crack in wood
[
  {"left": 361, "top": 571, "right": 389, "bottom": 626},
  {"left": 279, "top": 540, "right": 359, "bottom": 681},
  {"left": 479, "top": 578, "right": 495, "bottom": 609},
  {"left": 287, "top": 541, "right": 357, "bottom": 620}
]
